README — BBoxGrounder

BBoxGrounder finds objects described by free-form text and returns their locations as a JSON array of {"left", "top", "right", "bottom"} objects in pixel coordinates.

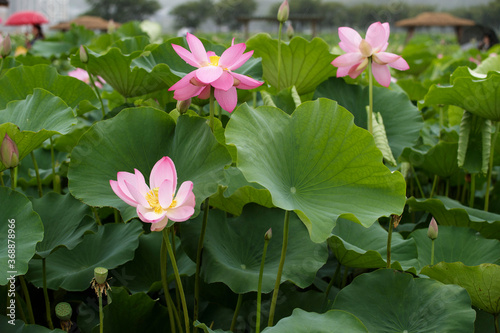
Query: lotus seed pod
[
  {"left": 55, "top": 302, "right": 72, "bottom": 321},
  {"left": 94, "top": 267, "right": 108, "bottom": 285}
]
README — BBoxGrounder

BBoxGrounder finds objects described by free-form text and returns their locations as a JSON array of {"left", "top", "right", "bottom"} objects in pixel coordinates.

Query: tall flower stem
[
  {"left": 267, "top": 210, "right": 290, "bottom": 327},
  {"left": 161, "top": 231, "right": 179, "bottom": 333},
  {"left": 163, "top": 227, "right": 190, "bottom": 333},
  {"left": 209, "top": 87, "right": 215, "bottom": 131},
  {"left": 430, "top": 239, "right": 435, "bottom": 265},
  {"left": 19, "top": 276, "right": 35, "bottom": 324},
  {"left": 494, "top": 313, "right": 499, "bottom": 333},
  {"left": 485, "top": 122, "right": 499, "bottom": 211},
  {"left": 42, "top": 258, "right": 54, "bottom": 329},
  {"left": 277, "top": 22, "right": 283, "bottom": 91},
  {"left": 256, "top": 234, "right": 270, "bottom": 333},
  {"left": 386, "top": 218, "right": 394, "bottom": 269},
  {"left": 194, "top": 198, "right": 210, "bottom": 325},
  {"left": 0, "top": 172, "right": 4, "bottom": 187},
  {"left": 410, "top": 165, "right": 425, "bottom": 198},
  {"left": 324, "top": 263, "right": 341, "bottom": 302},
  {"left": 469, "top": 173, "right": 476, "bottom": 208},
  {"left": 367, "top": 58, "right": 374, "bottom": 134},
  {"left": 230, "top": 293, "right": 243, "bottom": 332},
  {"left": 9, "top": 167, "right": 16, "bottom": 190},
  {"left": 49, "top": 137, "right": 60, "bottom": 193},
  {"left": 30, "top": 152, "right": 43, "bottom": 197},
  {"left": 430, "top": 175, "right": 439, "bottom": 198},
  {"left": 98, "top": 290, "right": 103, "bottom": 333},
  {"left": 87, "top": 68, "right": 106, "bottom": 119}
]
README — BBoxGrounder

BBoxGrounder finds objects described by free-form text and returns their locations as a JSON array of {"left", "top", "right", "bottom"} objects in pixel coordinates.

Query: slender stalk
[
  {"left": 485, "top": 122, "right": 499, "bottom": 211},
  {"left": 209, "top": 87, "right": 215, "bottom": 131},
  {"left": 445, "top": 179, "right": 450, "bottom": 197},
  {"left": 469, "top": 173, "right": 476, "bottom": 208},
  {"left": 461, "top": 177, "right": 468, "bottom": 204},
  {"left": 18, "top": 276, "right": 35, "bottom": 324},
  {"left": 170, "top": 231, "right": 183, "bottom": 333},
  {"left": 386, "top": 217, "right": 394, "bottom": 268},
  {"left": 164, "top": 227, "right": 190, "bottom": 333},
  {"left": 410, "top": 165, "right": 425, "bottom": 198},
  {"left": 92, "top": 207, "right": 102, "bottom": 226},
  {"left": 10, "top": 168, "right": 15, "bottom": 190},
  {"left": 494, "top": 313, "right": 499, "bottom": 333},
  {"left": 268, "top": 211, "right": 290, "bottom": 327},
  {"left": 217, "top": 102, "right": 221, "bottom": 121},
  {"left": 439, "top": 105, "right": 444, "bottom": 128},
  {"left": 42, "top": 258, "right": 54, "bottom": 329},
  {"left": 0, "top": 171, "right": 4, "bottom": 186},
  {"left": 194, "top": 198, "right": 210, "bottom": 325},
  {"left": 252, "top": 91, "right": 257, "bottom": 108},
  {"left": 15, "top": 292, "right": 27, "bottom": 323},
  {"left": 277, "top": 22, "right": 283, "bottom": 91},
  {"left": 430, "top": 175, "right": 439, "bottom": 198},
  {"left": 161, "top": 231, "right": 178, "bottom": 333},
  {"left": 430, "top": 239, "right": 435, "bottom": 265},
  {"left": 367, "top": 59, "right": 374, "bottom": 134},
  {"left": 114, "top": 209, "right": 121, "bottom": 223},
  {"left": 30, "top": 152, "right": 43, "bottom": 197},
  {"left": 49, "top": 137, "right": 58, "bottom": 192},
  {"left": 98, "top": 290, "right": 103, "bottom": 333},
  {"left": 230, "top": 293, "right": 243, "bottom": 332},
  {"left": 256, "top": 235, "right": 270, "bottom": 333},
  {"left": 87, "top": 68, "right": 106, "bottom": 119},
  {"left": 324, "top": 262, "right": 341, "bottom": 305}
]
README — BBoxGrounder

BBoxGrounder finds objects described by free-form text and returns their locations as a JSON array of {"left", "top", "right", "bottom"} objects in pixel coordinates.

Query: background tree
[
  {"left": 213, "top": 0, "right": 257, "bottom": 30},
  {"left": 170, "top": 0, "right": 214, "bottom": 30},
  {"left": 85, "top": 0, "right": 160, "bottom": 22}
]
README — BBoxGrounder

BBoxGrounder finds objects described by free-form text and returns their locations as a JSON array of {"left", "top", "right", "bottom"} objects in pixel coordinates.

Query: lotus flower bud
[
  {"left": 427, "top": 218, "right": 438, "bottom": 240},
  {"left": 1, "top": 134, "right": 19, "bottom": 169},
  {"left": 277, "top": 0, "right": 289, "bottom": 23},
  {"left": 286, "top": 23, "right": 294, "bottom": 40},
  {"left": 79, "top": 45, "right": 88, "bottom": 63},
  {"left": 94, "top": 267, "right": 108, "bottom": 285},
  {"left": 264, "top": 228, "right": 272, "bottom": 240},
  {"left": 108, "top": 20, "right": 116, "bottom": 34},
  {"left": 1, "top": 35, "right": 11, "bottom": 57},
  {"left": 176, "top": 98, "right": 191, "bottom": 114},
  {"left": 55, "top": 302, "right": 72, "bottom": 321}
]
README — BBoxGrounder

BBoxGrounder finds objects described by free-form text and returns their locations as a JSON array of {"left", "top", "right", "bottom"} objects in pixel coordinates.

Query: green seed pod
[
  {"left": 55, "top": 302, "right": 72, "bottom": 321},
  {"left": 94, "top": 267, "right": 108, "bottom": 285}
]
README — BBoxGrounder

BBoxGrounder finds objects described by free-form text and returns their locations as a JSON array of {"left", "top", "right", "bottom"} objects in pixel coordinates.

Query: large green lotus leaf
[
  {"left": 70, "top": 47, "right": 167, "bottom": 98},
  {"left": 405, "top": 142, "right": 460, "bottom": 178},
  {"left": 26, "top": 221, "right": 142, "bottom": 291},
  {"left": 407, "top": 196, "right": 500, "bottom": 239},
  {"left": 0, "top": 64, "right": 99, "bottom": 112},
  {"left": 397, "top": 78, "right": 429, "bottom": 101},
  {"left": 111, "top": 232, "right": 195, "bottom": 294},
  {"left": 180, "top": 204, "right": 328, "bottom": 293},
  {"left": 422, "top": 262, "right": 500, "bottom": 315},
  {"left": 225, "top": 99, "right": 407, "bottom": 243},
  {"left": 332, "top": 269, "right": 476, "bottom": 333},
  {"left": 30, "top": 192, "right": 96, "bottom": 258},
  {"left": 262, "top": 309, "right": 367, "bottom": 333},
  {"left": 112, "top": 36, "right": 151, "bottom": 55},
  {"left": 425, "top": 67, "right": 500, "bottom": 121},
  {"left": 314, "top": 77, "right": 423, "bottom": 160},
  {"left": 92, "top": 287, "right": 170, "bottom": 333},
  {"left": 0, "top": 316, "right": 64, "bottom": 332},
  {"left": 209, "top": 166, "right": 274, "bottom": 216},
  {"left": 245, "top": 34, "right": 335, "bottom": 94},
  {"left": 0, "top": 188, "right": 43, "bottom": 283},
  {"left": 328, "top": 218, "right": 418, "bottom": 272},
  {"left": 409, "top": 226, "right": 500, "bottom": 272},
  {"left": 68, "top": 108, "right": 231, "bottom": 222}
]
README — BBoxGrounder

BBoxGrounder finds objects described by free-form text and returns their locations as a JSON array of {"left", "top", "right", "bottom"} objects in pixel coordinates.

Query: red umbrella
[{"left": 5, "top": 11, "right": 48, "bottom": 26}]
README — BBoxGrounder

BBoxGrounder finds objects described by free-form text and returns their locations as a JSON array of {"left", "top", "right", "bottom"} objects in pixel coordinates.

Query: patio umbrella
[{"left": 5, "top": 11, "right": 48, "bottom": 26}]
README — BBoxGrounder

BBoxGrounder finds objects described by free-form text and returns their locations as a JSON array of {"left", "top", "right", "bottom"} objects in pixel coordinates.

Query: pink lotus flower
[
  {"left": 110, "top": 156, "right": 195, "bottom": 232},
  {"left": 169, "top": 33, "right": 263, "bottom": 112},
  {"left": 68, "top": 68, "right": 105, "bottom": 88},
  {"left": 331, "top": 22, "right": 409, "bottom": 87}
]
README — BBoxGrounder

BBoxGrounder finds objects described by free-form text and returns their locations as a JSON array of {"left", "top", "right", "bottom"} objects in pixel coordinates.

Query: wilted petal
[
  {"left": 230, "top": 72, "right": 263, "bottom": 90},
  {"left": 110, "top": 180, "right": 137, "bottom": 207},
  {"left": 388, "top": 56, "right": 410, "bottom": 71},
  {"left": 150, "top": 156, "right": 177, "bottom": 190},
  {"left": 219, "top": 43, "right": 246, "bottom": 69},
  {"left": 211, "top": 71, "right": 235, "bottom": 91},
  {"left": 158, "top": 179, "right": 174, "bottom": 208},
  {"left": 186, "top": 33, "right": 209, "bottom": 66},
  {"left": 172, "top": 44, "right": 200, "bottom": 68},
  {"left": 166, "top": 205, "right": 195, "bottom": 222},
  {"left": 227, "top": 50, "right": 254, "bottom": 71},
  {"left": 338, "top": 27, "right": 362, "bottom": 53},
  {"left": 371, "top": 62, "right": 391, "bottom": 87},
  {"left": 195, "top": 66, "right": 223, "bottom": 84},
  {"left": 215, "top": 86, "right": 238, "bottom": 112},
  {"left": 366, "top": 22, "right": 388, "bottom": 52},
  {"left": 331, "top": 53, "right": 365, "bottom": 68},
  {"left": 137, "top": 205, "right": 166, "bottom": 223}
]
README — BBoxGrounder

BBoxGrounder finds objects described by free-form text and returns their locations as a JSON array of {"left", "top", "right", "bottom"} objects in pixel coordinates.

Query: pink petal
[
  {"left": 335, "top": 65, "right": 351, "bottom": 78},
  {"left": 116, "top": 171, "right": 137, "bottom": 201},
  {"left": 207, "top": 51, "right": 217, "bottom": 58},
  {"left": 366, "top": 22, "right": 389, "bottom": 52},
  {"left": 110, "top": 180, "right": 138, "bottom": 207},
  {"left": 227, "top": 51, "right": 254, "bottom": 71},
  {"left": 186, "top": 33, "right": 209, "bottom": 66},
  {"left": 150, "top": 156, "right": 177, "bottom": 190},
  {"left": 331, "top": 53, "right": 365, "bottom": 68},
  {"left": 158, "top": 179, "right": 174, "bottom": 208},
  {"left": 124, "top": 180, "right": 150, "bottom": 208},
  {"left": 195, "top": 66, "right": 223, "bottom": 84},
  {"left": 380, "top": 22, "right": 390, "bottom": 51},
  {"left": 211, "top": 71, "right": 235, "bottom": 91},
  {"left": 174, "top": 181, "right": 194, "bottom": 207},
  {"left": 169, "top": 71, "right": 197, "bottom": 91},
  {"left": 230, "top": 72, "right": 263, "bottom": 90},
  {"left": 166, "top": 205, "right": 195, "bottom": 222},
  {"left": 389, "top": 57, "right": 410, "bottom": 71},
  {"left": 374, "top": 52, "right": 401, "bottom": 64},
  {"left": 348, "top": 64, "right": 365, "bottom": 79},
  {"left": 173, "top": 84, "right": 206, "bottom": 101},
  {"left": 338, "top": 27, "right": 362, "bottom": 53},
  {"left": 371, "top": 62, "right": 391, "bottom": 87},
  {"left": 150, "top": 217, "right": 169, "bottom": 232},
  {"left": 137, "top": 205, "right": 166, "bottom": 223},
  {"left": 219, "top": 43, "right": 246, "bottom": 69},
  {"left": 172, "top": 44, "right": 200, "bottom": 68},
  {"left": 198, "top": 85, "right": 211, "bottom": 99},
  {"left": 214, "top": 86, "right": 237, "bottom": 112},
  {"left": 134, "top": 169, "right": 150, "bottom": 196}
]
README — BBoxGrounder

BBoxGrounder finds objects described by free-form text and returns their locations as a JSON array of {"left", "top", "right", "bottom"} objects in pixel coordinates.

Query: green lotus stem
[
  {"left": 209, "top": 86, "right": 215, "bottom": 131},
  {"left": 30, "top": 152, "right": 43, "bottom": 197},
  {"left": 15, "top": 292, "right": 27, "bottom": 323},
  {"left": 439, "top": 105, "right": 444, "bottom": 128},
  {"left": 18, "top": 276, "right": 35, "bottom": 324},
  {"left": 386, "top": 218, "right": 394, "bottom": 269},
  {"left": 277, "top": 22, "right": 283, "bottom": 91},
  {"left": 410, "top": 164, "right": 425, "bottom": 198},
  {"left": 469, "top": 173, "right": 476, "bottom": 208},
  {"left": 430, "top": 239, "right": 435, "bottom": 265},
  {"left": 86, "top": 67, "right": 106, "bottom": 119},
  {"left": 42, "top": 258, "right": 54, "bottom": 329},
  {"left": 252, "top": 91, "right": 257, "bottom": 108},
  {"left": 170, "top": 230, "right": 183, "bottom": 331},
  {"left": 160, "top": 232, "right": 178, "bottom": 333},
  {"left": 163, "top": 227, "right": 190, "bottom": 333},
  {"left": 114, "top": 209, "right": 121, "bottom": 223},
  {"left": 49, "top": 136, "right": 58, "bottom": 192},
  {"left": 485, "top": 122, "right": 499, "bottom": 211},
  {"left": 92, "top": 207, "right": 102, "bottom": 226},
  {"left": 430, "top": 175, "right": 439, "bottom": 198},
  {"left": 230, "top": 293, "right": 243, "bottom": 332},
  {"left": 0, "top": 171, "right": 4, "bottom": 186},
  {"left": 367, "top": 58, "right": 374, "bottom": 134},
  {"left": 194, "top": 198, "right": 210, "bottom": 326},
  {"left": 217, "top": 102, "right": 221, "bottom": 121},
  {"left": 256, "top": 235, "right": 270, "bottom": 333},
  {"left": 10, "top": 168, "right": 15, "bottom": 190},
  {"left": 268, "top": 210, "right": 290, "bottom": 327},
  {"left": 494, "top": 313, "right": 499, "bottom": 333},
  {"left": 98, "top": 290, "right": 103, "bottom": 333}
]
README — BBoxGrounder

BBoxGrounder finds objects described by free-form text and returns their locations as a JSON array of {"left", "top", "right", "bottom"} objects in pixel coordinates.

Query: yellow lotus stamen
[
  {"left": 145, "top": 188, "right": 163, "bottom": 214},
  {"left": 209, "top": 55, "right": 220, "bottom": 66},
  {"left": 169, "top": 199, "right": 177, "bottom": 209}
]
